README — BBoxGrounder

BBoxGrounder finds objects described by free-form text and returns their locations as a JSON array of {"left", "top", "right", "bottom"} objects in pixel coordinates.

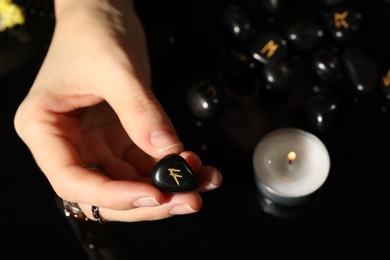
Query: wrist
[{"left": 54, "top": 0, "right": 134, "bottom": 20}]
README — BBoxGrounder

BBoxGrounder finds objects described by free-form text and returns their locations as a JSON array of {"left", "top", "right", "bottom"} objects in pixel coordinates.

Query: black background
[{"left": 1, "top": 0, "right": 390, "bottom": 258}]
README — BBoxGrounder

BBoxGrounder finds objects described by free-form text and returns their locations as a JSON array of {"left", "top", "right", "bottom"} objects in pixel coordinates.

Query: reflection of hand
[{"left": 14, "top": 0, "right": 222, "bottom": 222}]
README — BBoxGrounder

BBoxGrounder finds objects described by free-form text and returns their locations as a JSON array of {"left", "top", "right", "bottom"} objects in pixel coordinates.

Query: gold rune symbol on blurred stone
[
  {"left": 168, "top": 168, "right": 182, "bottom": 185},
  {"left": 334, "top": 11, "right": 349, "bottom": 29},
  {"left": 260, "top": 40, "right": 279, "bottom": 58},
  {"left": 383, "top": 69, "right": 390, "bottom": 87},
  {"left": 207, "top": 85, "right": 217, "bottom": 98}
]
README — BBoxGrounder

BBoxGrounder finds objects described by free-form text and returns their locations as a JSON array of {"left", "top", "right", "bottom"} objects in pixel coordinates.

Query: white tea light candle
[{"left": 253, "top": 127, "right": 331, "bottom": 206}]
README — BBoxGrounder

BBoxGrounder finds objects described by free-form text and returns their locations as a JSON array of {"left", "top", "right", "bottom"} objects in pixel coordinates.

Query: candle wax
[{"left": 253, "top": 128, "right": 330, "bottom": 200}]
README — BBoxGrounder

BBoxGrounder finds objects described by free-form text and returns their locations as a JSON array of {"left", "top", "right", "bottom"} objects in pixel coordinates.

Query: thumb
[{"left": 104, "top": 75, "right": 183, "bottom": 159}]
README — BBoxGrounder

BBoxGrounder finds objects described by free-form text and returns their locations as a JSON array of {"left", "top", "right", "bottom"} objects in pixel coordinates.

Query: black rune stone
[{"left": 151, "top": 154, "right": 198, "bottom": 193}]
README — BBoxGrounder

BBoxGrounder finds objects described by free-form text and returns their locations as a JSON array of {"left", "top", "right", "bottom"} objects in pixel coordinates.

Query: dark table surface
[{"left": 1, "top": 0, "right": 390, "bottom": 258}]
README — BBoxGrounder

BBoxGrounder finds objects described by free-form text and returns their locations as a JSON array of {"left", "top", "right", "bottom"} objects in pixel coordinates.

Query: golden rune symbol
[
  {"left": 334, "top": 11, "right": 349, "bottom": 29},
  {"left": 260, "top": 40, "right": 279, "bottom": 58},
  {"left": 207, "top": 85, "right": 217, "bottom": 98},
  {"left": 168, "top": 168, "right": 182, "bottom": 186},
  {"left": 383, "top": 69, "right": 390, "bottom": 87}
]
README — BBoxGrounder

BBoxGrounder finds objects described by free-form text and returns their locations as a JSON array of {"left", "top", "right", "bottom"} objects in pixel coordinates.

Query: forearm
[
  {"left": 54, "top": 0, "right": 135, "bottom": 22},
  {"left": 43, "top": 0, "right": 151, "bottom": 90}
]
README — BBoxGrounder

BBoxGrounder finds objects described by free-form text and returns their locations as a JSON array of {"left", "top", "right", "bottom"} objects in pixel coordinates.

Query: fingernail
[
  {"left": 150, "top": 128, "right": 182, "bottom": 154},
  {"left": 200, "top": 172, "right": 222, "bottom": 193},
  {"left": 198, "top": 182, "right": 220, "bottom": 193},
  {"left": 169, "top": 204, "right": 196, "bottom": 215},
  {"left": 133, "top": 197, "right": 161, "bottom": 207},
  {"left": 203, "top": 182, "right": 219, "bottom": 191}
]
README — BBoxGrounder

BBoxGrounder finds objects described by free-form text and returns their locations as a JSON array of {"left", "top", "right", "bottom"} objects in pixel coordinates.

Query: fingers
[
  {"left": 178, "top": 152, "right": 223, "bottom": 193},
  {"left": 103, "top": 76, "right": 184, "bottom": 159},
  {"left": 196, "top": 165, "right": 223, "bottom": 193},
  {"left": 65, "top": 153, "right": 222, "bottom": 223},
  {"left": 79, "top": 192, "right": 203, "bottom": 222},
  {"left": 74, "top": 152, "right": 221, "bottom": 210},
  {"left": 56, "top": 165, "right": 166, "bottom": 210},
  {"left": 21, "top": 132, "right": 164, "bottom": 210},
  {"left": 91, "top": 8, "right": 184, "bottom": 160}
]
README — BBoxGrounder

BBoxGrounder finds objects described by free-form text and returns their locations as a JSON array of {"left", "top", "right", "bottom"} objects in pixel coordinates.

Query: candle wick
[{"left": 287, "top": 151, "right": 296, "bottom": 165}]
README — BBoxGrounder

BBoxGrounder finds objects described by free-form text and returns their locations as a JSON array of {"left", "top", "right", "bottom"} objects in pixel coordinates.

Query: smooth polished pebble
[
  {"left": 323, "top": 6, "right": 362, "bottom": 42},
  {"left": 250, "top": 30, "right": 289, "bottom": 64},
  {"left": 186, "top": 80, "right": 225, "bottom": 120},
  {"left": 342, "top": 47, "right": 378, "bottom": 95},
  {"left": 380, "top": 68, "right": 390, "bottom": 101},
  {"left": 151, "top": 154, "right": 198, "bottom": 193},
  {"left": 286, "top": 20, "right": 324, "bottom": 51},
  {"left": 223, "top": 50, "right": 257, "bottom": 95},
  {"left": 260, "top": 0, "right": 285, "bottom": 13},
  {"left": 305, "top": 95, "right": 340, "bottom": 134},
  {"left": 220, "top": 4, "right": 257, "bottom": 47},
  {"left": 261, "top": 61, "right": 293, "bottom": 92},
  {"left": 312, "top": 48, "right": 343, "bottom": 83}
]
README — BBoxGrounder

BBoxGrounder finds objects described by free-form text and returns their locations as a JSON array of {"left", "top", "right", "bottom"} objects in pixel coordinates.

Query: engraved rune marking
[
  {"left": 383, "top": 69, "right": 390, "bottom": 87},
  {"left": 168, "top": 168, "right": 182, "bottom": 186},
  {"left": 260, "top": 40, "right": 279, "bottom": 58},
  {"left": 237, "top": 54, "right": 247, "bottom": 62},
  {"left": 334, "top": 11, "right": 349, "bottom": 29},
  {"left": 207, "top": 85, "right": 217, "bottom": 98}
]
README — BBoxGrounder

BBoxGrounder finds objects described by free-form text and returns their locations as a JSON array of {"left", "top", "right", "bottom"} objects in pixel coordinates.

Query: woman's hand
[{"left": 14, "top": 0, "right": 222, "bottom": 222}]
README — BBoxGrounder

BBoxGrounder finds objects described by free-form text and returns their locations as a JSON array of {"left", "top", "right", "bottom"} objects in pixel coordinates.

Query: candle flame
[{"left": 287, "top": 151, "right": 296, "bottom": 164}]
